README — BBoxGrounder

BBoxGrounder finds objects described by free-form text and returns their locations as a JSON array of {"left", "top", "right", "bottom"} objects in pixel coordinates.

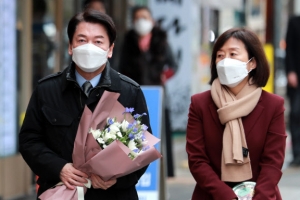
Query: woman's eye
[
  {"left": 230, "top": 53, "right": 237, "bottom": 56},
  {"left": 217, "top": 54, "right": 223, "bottom": 58},
  {"left": 95, "top": 41, "right": 102, "bottom": 44},
  {"left": 79, "top": 39, "right": 85, "bottom": 43}
]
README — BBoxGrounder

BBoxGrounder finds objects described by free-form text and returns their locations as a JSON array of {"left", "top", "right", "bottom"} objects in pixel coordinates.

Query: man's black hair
[{"left": 67, "top": 9, "right": 116, "bottom": 46}]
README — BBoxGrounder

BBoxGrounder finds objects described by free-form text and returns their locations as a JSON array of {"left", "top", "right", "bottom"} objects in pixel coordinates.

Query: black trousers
[{"left": 288, "top": 89, "right": 300, "bottom": 160}]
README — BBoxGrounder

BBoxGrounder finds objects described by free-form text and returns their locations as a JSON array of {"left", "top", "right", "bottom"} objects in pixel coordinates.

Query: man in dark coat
[
  {"left": 285, "top": 15, "right": 300, "bottom": 167},
  {"left": 119, "top": 6, "right": 177, "bottom": 177},
  {"left": 19, "top": 10, "right": 151, "bottom": 200}
]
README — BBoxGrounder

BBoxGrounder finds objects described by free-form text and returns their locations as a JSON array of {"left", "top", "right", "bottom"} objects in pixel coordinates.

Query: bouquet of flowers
[
  {"left": 90, "top": 107, "right": 149, "bottom": 160},
  {"left": 39, "top": 91, "right": 161, "bottom": 200}
]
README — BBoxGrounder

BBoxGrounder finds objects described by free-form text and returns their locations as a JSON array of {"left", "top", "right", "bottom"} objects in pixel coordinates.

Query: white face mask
[
  {"left": 134, "top": 18, "right": 153, "bottom": 36},
  {"left": 72, "top": 43, "right": 109, "bottom": 73},
  {"left": 216, "top": 58, "right": 253, "bottom": 88}
]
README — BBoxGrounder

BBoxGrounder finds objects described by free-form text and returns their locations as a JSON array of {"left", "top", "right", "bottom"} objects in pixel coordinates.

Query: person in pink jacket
[{"left": 186, "top": 27, "right": 286, "bottom": 200}]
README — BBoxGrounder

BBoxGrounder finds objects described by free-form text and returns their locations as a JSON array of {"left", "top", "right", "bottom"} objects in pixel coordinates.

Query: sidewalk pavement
[{"left": 166, "top": 133, "right": 300, "bottom": 200}]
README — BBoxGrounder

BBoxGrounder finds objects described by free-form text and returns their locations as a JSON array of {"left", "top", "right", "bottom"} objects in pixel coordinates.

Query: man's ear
[
  {"left": 108, "top": 43, "right": 115, "bottom": 58},
  {"left": 68, "top": 43, "right": 73, "bottom": 55}
]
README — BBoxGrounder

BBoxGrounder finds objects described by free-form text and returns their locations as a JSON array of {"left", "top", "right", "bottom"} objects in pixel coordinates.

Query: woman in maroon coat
[{"left": 186, "top": 28, "right": 286, "bottom": 200}]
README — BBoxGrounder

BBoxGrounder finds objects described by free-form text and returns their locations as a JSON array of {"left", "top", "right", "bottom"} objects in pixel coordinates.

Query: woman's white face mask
[
  {"left": 216, "top": 57, "right": 253, "bottom": 88},
  {"left": 72, "top": 43, "right": 109, "bottom": 73},
  {"left": 134, "top": 18, "right": 153, "bottom": 36}
]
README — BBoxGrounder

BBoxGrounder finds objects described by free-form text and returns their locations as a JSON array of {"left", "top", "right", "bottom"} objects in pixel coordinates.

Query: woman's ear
[{"left": 249, "top": 57, "right": 257, "bottom": 70}]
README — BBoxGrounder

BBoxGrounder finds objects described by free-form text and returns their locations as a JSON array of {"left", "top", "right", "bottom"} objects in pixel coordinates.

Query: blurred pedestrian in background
[
  {"left": 32, "top": 0, "right": 54, "bottom": 89},
  {"left": 285, "top": 16, "right": 300, "bottom": 167},
  {"left": 186, "top": 28, "right": 286, "bottom": 199},
  {"left": 83, "top": 0, "right": 106, "bottom": 13},
  {"left": 119, "top": 5, "right": 178, "bottom": 177}
]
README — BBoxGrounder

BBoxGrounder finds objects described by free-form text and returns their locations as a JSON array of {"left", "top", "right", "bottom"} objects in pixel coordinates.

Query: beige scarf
[{"left": 211, "top": 78, "right": 262, "bottom": 182}]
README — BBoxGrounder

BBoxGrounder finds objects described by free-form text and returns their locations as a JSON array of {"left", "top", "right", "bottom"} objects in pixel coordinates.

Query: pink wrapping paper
[{"left": 39, "top": 91, "right": 162, "bottom": 200}]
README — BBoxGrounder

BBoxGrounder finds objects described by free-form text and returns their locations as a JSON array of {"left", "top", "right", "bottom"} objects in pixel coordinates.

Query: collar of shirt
[{"left": 75, "top": 70, "right": 102, "bottom": 88}]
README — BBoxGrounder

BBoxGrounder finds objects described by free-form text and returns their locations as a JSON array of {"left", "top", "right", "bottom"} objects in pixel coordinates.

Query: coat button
[
  {"left": 53, "top": 118, "right": 57, "bottom": 123},
  {"left": 96, "top": 93, "right": 99, "bottom": 97}
]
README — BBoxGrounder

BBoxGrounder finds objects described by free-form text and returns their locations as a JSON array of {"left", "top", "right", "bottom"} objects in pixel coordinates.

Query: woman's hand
[
  {"left": 60, "top": 163, "right": 89, "bottom": 190},
  {"left": 90, "top": 173, "right": 117, "bottom": 190}
]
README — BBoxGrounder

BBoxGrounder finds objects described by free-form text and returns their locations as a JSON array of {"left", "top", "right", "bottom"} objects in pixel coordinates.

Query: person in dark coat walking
[
  {"left": 119, "top": 6, "right": 177, "bottom": 85},
  {"left": 119, "top": 6, "right": 177, "bottom": 177},
  {"left": 285, "top": 16, "right": 300, "bottom": 167},
  {"left": 19, "top": 10, "right": 151, "bottom": 200}
]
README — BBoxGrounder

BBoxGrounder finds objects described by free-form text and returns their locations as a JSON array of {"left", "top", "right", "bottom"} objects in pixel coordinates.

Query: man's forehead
[{"left": 74, "top": 22, "right": 107, "bottom": 35}]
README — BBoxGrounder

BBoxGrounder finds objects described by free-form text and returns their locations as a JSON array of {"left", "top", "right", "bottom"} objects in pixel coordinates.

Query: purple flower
[
  {"left": 141, "top": 134, "right": 146, "bottom": 140},
  {"left": 133, "top": 114, "right": 141, "bottom": 119},
  {"left": 127, "top": 123, "right": 134, "bottom": 129},
  {"left": 132, "top": 149, "right": 139, "bottom": 153},
  {"left": 133, "top": 113, "right": 147, "bottom": 119},
  {"left": 108, "top": 118, "right": 114, "bottom": 125},
  {"left": 142, "top": 146, "right": 150, "bottom": 151},
  {"left": 133, "top": 127, "right": 138, "bottom": 133},
  {"left": 124, "top": 107, "right": 134, "bottom": 113},
  {"left": 129, "top": 133, "right": 134, "bottom": 140},
  {"left": 132, "top": 120, "right": 137, "bottom": 126},
  {"left": 141, "top": 124, "right": 148, "bottom": 131},
  {"left": 107, "top": 127, "right": 110, "bottom": 132}
]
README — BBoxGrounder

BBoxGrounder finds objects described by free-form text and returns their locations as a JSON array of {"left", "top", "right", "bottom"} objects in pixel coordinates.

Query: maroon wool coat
[{"left": 186, "top": 90, "right": 286, "bottom": 200}]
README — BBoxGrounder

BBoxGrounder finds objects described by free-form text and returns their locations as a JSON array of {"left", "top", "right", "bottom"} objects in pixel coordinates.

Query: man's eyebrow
[
  {"left": 95, "top": 35, "right": 105, "bottom": 39},
  {"left": 76, "top": 34, "right": 87, "bottom": 37},
  {"left": 75, "top": 34, "right": 105, "bottom": 39}
]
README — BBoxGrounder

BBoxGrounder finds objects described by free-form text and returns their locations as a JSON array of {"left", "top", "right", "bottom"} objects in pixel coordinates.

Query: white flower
[
  {"left": 90, "top": 128, "right": 101, "bottom": 139},
  {"left": 130, "top": 151, "right": 138, "bottom": 158},
  {"left": 142, "top": 140, "right": 148, "bottom": 145},
  {"left": 102, "top": 133, "right": 109, "bottom": 141},
  {"left": 128, "top": 139, "right": 137, "bottom": 151},
  {"left": 109, "top": 124, "right": 120, "bottom": 136},
  {"left": 121, "top": 120, "right": 129, "bottom": 131},
  {"left": 97, "top": 137, "right": 105, "bottom": 144},
  {"left": 103, "top": 132, "right": 114, "bottom": 141},
  {"left": 117, "top": 131, "right": 123, "bottom": 138},
  {"left": 115, "top": 122, "right": 121, "bottom": 127}
]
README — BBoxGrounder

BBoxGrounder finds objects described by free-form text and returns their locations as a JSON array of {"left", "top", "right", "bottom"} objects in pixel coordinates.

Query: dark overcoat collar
[{"left": 61, "top": 61, "right": 121, "bottom": 93}]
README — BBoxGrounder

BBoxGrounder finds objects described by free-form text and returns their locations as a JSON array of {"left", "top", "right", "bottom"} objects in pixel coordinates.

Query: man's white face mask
[
  {"left": 134, "top": 18, "right": 153, "bottom": 36},
  {"left": 72, "top": 43, "right": 109, "bottom": 73},
  {"left": 216, "top": 57, "right": 253, "bottom": 88}
]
